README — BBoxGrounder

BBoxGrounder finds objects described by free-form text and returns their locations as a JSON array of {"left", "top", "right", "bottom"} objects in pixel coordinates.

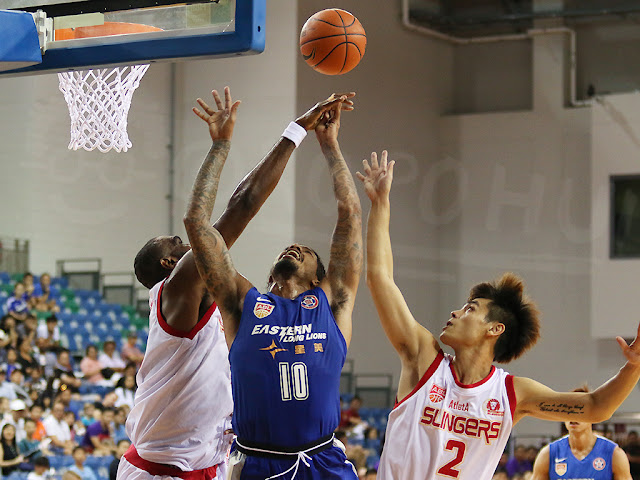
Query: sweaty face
[
  {"left": 269, "top": 244, "right": 319, "bottom": 285},
  {"left": 439, "top": 298, "right": 493, "bottom": 348}
]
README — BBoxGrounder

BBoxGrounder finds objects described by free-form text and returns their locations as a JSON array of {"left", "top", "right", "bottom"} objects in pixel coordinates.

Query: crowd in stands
[
  {"left": 6, "top": 270, "right": 640, "bottom": 480},
  {"left": 0, "top": 272, "right": 142, "bottom": 480}
]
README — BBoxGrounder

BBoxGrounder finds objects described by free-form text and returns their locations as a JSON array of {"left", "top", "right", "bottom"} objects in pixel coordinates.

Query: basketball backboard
[{"left": 0, "top": 0, "right": 265, "bottom": 76}]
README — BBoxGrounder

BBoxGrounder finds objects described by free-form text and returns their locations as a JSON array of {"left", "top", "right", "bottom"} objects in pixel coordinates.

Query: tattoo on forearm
[
  {"left": 324, "top": 147, "right": 363, "bottom": 312},
  {"left": 185, "top": 140, "right": 231, "bottom": 222},
  {"left": 537, "top": 402, "right": 585, "bottom": 415}
]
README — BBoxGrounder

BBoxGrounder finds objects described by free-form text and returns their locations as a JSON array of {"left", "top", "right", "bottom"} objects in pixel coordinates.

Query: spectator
[
  {"left": 80, "top": 403, "right": 95, "bottom": 428},
  {"left": 120, "top": 332, "right": 143, "bottom": 367},
  {"left": 27, "top": 456, "right": 50, "bottom": 480},
  {"left": 80, "top": 345, "right": 105, "bottom": 384},
  {"left": 626, "top": 430, "right": 640, "bottom": 480},
  {"left": 18, "top": 338, "right": 40, "bottom": 379},
  {"left": 340, "top": 395, "right": 364, "bottom": 430},
  {"left": 2, "top": 399, "right": 28, "bottom": 443},
  {"left": 112, "top": 407, "right": 127, "bottom": 444},
  {"left": 19, "top": 418, "right": 43, "bottom": 460},
  {"left": 36, "top": 315, "right": 60, "bottom": 358},
  {"left": 495, "top": 450, "right": 509, "bottom": 475},
  {"left": 1, "top": 316, "right": 20, "bottom": 350},
  {"left": 0, "top": 369, "right": 33, "bottom": 405},
  {"left": 81, "top": 406, "right": 115, "bottom": 456},
  {"left": 115, "top": 363, "right": 136, "bottom": 388},
  {"left": 0, "top": 423, "right": 24, "bottom": 476},
  {"left": 97, "top": 340, "right": 125, "bottom": 374},
  {"left": 64, "top": 411, "right": 79, "bottom": 443},
  {"left": 68, "top": 446, "right": 97, "bottom": 480},
  {"left": 17, "top": 314, "right": 38, "bottom": 346},
  {"left": 0, "top": 397, "right": 11, "bottom": 424},
  {"left": 2, "top": 347, "right": 21, "bottom": 380},
  {"left": 22, "top": 274, "right": 36, "bottom": 308},
  {"left": 109, "top": 439, "right": 130, "bottom": 480},
  {"left": 32, "top": 274, "right": 59, "bottom": 313},
  {"left": 26, "top": 366, "right": 47, "bottom": 403},
  {"left": 47, "top": 349, "right": 81, "bottom": 398},
  {"left": 113, "top": 375, "right": 135, "bottom": 410},
  {"left": 506, "top": 445, "right": 532, "bottom": 478},
  {"left": 6, "top": 283, "right": 29, "bottom": 322},
  {"left": 42, "top": 401, "right": 74, "bottom": 455},
  {"left": 492, "top": 472, "right": 509, "bottom": 480},
  {"left": 28, "top": 405, "right": 47, "bottom": 442}
]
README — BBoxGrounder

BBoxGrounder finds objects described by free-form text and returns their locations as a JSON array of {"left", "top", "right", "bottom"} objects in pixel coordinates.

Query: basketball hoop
[
  {"left": 58, "top": 65, "right": 149, "bottom": 153},
  {"left": 56, "top": 22, "right": 162, "bottom": 153}
]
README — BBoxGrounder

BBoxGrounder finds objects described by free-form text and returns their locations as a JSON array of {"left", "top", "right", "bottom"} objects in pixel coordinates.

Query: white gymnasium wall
[
  {"left": 0, "top": 65, "right": 173, "bottom": 274},
  {"left": 591, "top": 93, "right": 640, "bottom": 339}
]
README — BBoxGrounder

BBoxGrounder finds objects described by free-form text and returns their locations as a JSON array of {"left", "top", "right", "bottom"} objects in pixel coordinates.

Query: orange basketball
[{"left": 299, "top": 9, "right": 366, "bottom": 75}]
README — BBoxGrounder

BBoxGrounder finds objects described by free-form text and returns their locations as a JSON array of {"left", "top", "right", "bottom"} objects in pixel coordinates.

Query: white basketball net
[{"left": 58, "top": 64, "right": 150, "bottom": 153}]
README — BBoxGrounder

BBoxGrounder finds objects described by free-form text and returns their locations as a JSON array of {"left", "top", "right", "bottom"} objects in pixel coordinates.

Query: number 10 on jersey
[{"left": 279, "top": 362, "right": 309, "bottom": 401}]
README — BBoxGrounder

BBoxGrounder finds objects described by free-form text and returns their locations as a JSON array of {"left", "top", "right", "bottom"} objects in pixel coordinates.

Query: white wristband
[{"left": 282, "top": 121, "right": 307, "bottom": 147}]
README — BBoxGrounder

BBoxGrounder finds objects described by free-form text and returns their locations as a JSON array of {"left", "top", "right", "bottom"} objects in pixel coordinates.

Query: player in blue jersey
[
  {"left": 184, "top": 94, "right": 361, "bottom": 480},
  {"left": 531, "top": 386, "right": 632, "bottom": 480}
]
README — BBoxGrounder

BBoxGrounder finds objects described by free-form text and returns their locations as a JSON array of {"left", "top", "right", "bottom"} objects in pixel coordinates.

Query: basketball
[{"left": 300, "top": 9, "right": 366, "bottom": 75}]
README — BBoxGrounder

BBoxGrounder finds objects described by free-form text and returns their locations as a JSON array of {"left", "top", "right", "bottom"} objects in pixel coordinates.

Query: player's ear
[
  {"left": 488, "top": 322, "right": 505, "bottom": 337},
  {"left": 160, "top": 257, "right": 177, "bottom": 270}
]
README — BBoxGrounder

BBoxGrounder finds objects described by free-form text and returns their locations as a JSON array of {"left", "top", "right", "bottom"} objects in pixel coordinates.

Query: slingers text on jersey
[
  {"left": 378, "top": 351, "right": 516, "bottom": 480},
  {"left": 420, "top": 406, "right": 502, "bottom": 444}
]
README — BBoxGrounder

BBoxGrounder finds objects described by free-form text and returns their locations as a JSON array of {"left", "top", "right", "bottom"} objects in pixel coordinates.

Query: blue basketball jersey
[
  {"left": 229, "top": 287, "right": 347, "bottom": 447},
  {"left": 548, "top": 435, "right": 617, "bottom": 480}
]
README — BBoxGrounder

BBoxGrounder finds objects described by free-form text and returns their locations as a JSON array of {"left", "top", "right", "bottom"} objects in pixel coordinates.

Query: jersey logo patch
[
  {"left": 301, "top": 295, "right": 319, "bottom": 309},
  {"left": 260, "top": 340, "right": 287, "bottom": 359},
  {"left": 254, "top": 301, "right": 275, "bottom": 318},
  {"left": 483, "top": 398, "right": 504, "bottom": 417},
  {"left": 554, "top": 462, "right": 567, "bottom": 476},
  {"left": 593, "top": 457, "right": 606, "bottom": 471},
  {"left": 429, "top": 384, "right": 446, "bottom": 403}
]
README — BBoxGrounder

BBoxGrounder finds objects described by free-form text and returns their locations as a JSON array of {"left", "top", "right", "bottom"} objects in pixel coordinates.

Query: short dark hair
[
  {"left": 72, "top": 445, "right": 85, "bottom": 455},
  {"left": 34, "top": 457, "right": 50, "bottom": 468},
  {"left": 134, "top": 238, "right": 169, "bottom": 289},
  {"left": 46, "top": 315, "right": 58, "bottom": 323},
  {"left": 468, "top": 272, "right": 540, "bottom": 363}
]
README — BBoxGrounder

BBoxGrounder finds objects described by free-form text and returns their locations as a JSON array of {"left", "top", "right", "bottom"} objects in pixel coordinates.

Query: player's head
[
  {"left": 565, "top": 384, "right": 592, "bottom": 432},
  {"left": 267, "top": 244, "right": 326, "bottom": 291},
  {"left": 440, "top": 272, "right": 540, "bottom": 363},
  {"left": 134, "top": 235, "right": 191, "bottom": 289}
]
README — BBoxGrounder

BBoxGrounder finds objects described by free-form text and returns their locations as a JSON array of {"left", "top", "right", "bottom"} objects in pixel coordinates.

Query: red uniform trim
[
  {"left": 394, "top": 350, "right": 445, "bottom": 409},
  {"left": 124, "top": 445, "right": 218, "bottom": 480},
  {"left": 449, "top": 362, "right": 496, "bottom": 388},
  {"left": 156, "top": 280, "right": 217, "bottom": 340},
  {"left": 505, "top": 374, "right": 516, "bottom": 419}
]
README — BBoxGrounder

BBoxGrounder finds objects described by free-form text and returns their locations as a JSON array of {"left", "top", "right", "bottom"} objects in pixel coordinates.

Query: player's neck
[
  {"left": 450, "top": 346, "right": 494, "bottom": 385},
  {"left": 270, "top": 278, "right": 311, "bottom": 300},
  {"left": 568, "top": 428, "right": 597, "bottom": 457}
]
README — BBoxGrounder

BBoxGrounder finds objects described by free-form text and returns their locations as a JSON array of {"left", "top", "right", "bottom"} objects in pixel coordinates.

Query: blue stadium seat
[
  {"left": 68, "top": 400, "right": 84, "bottom": 415},
  {"left": 51, "top": 277, "right": 69, "bottom": 289},
  {"left": 47, "top": 455, "right": 74, "bottom": 470},
  {"left": 0, "top": 272, "right": 10, "bottom": 284}
]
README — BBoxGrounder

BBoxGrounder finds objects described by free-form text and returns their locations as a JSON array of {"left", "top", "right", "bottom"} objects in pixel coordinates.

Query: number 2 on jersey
[
  {"left": 279, "top": 362, "right": 309, "bottom": 401},
  {"left": 436, "top": 440, "right": 466, "bottom": 478}
]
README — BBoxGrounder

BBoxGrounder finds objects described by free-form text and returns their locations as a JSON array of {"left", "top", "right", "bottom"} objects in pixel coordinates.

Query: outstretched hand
[
  {"left": 356, "top": 151, "right": 395, "bottom": 201},
  {"left": 296, "top": 92, "right": 355, "bottom": 131},
  {"left": 193, "top": 86, "right": 241, "bottom": 142},
  {"left": 616, "top": 322, "right": 640, "bottom": 366}
]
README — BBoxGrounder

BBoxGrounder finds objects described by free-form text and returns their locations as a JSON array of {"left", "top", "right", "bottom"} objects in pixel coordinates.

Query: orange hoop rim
[{"left": 55, "top": 22, "right": 164, "bottom": 41}]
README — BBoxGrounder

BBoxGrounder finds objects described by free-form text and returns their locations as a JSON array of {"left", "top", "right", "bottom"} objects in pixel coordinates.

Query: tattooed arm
[
  {"left": 514, "top": 322, "right": 640, "bottom": 424},
  {"left": 315, "top": 99, "right": 363, "bottom": 348},
  {"left": 182, "top": 87, "right": 252, "bottom": 346}
]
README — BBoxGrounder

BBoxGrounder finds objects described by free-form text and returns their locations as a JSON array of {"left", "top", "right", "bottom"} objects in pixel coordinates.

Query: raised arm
[
  {"left": 514, "top": 322, "right": 640, "bottom": 424},
  {"left": 356, "top": 152, "right": 440, "bottom": 400},
  {"left": 315, "top": 99, "right": 362, "bottom": 347},
  {"left": 169, "top": 89, "right": 353, "bottom": 333}
]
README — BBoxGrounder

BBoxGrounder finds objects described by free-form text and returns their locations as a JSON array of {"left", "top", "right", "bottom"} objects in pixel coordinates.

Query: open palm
[
  {"left": 192, "top": 86, "right": 241, "bottom": 142},
  {"left": 617, "top": 322, "right": 640, "bottom": 366},
  {"left": 356, "top": 151, "right": 395, "bottom": 201}
]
